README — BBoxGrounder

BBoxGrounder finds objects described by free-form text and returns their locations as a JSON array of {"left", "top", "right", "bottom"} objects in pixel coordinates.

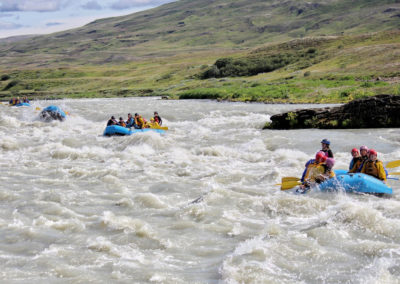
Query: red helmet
[
  {"left": 320, "top": 155, "right": 327, "bottom": 163},
  {"left": 368, "top": 149, "right": 377, "bottom": 156},
  {"left": 351, "top": 148, "right": 359, "bottom": 154},
  {"left": 315, "top": 151, "right": 325, "bottom": 161}
]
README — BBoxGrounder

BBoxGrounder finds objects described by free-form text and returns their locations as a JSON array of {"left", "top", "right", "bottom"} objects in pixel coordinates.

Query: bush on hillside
[
  {"left": 1, "top": 74, "right": 10, "bottom": 81},
  {"left": 200, "top": 49, "right": 318, "bottom": 79}
]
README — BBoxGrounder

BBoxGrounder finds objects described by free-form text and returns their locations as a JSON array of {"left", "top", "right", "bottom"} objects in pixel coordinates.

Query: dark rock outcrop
[{"left": 265, "top": 95, "right": 400, "bottom": 129}]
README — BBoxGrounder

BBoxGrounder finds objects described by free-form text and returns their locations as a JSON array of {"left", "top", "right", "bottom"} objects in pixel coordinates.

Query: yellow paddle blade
[
  {"left": 389, "top": 172, "right": 400, "bottom": 175},
  {"left": 386, "top": 160, "right": 400, "bottom": 169},
  {"left": 281, "top": 180, "right": 302, "bottom": 190},
  {"left": 150, "top": 126, "right": 168, "bottom": 130},
  {"left": 282, "top": 177, "right": 300, "bottom": 182},
  {"left": 35, "top": 107, "right": 41, "bottom": 111}
]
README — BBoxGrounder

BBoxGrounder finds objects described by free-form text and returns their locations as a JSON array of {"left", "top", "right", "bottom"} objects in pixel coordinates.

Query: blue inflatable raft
[
  {"left": 103, "top": 125, "right": 166, "bottom": 136},
  {"left": 319, "top": 171, "right": 392, "bottom": 195},
  {"left": 39, "top": 105, "right": 66, "bottom": 122},
  {"left": 15, "top": 102, "right": 31, "bottom": 107}
]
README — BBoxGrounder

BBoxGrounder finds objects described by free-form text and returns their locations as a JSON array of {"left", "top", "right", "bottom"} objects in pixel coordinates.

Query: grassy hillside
[
  {"left": 0, "top": 0, "right": 399, "bottom": 103},
  {"left": 0, "top": 0, "right": 399, "bottom": 67},
  {"left": 1, "top": 31, "right": 399, "bottom": 103}
]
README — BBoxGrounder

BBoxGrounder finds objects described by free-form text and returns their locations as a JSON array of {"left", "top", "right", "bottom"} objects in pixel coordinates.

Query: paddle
[
  {"left": 150, "top": 125, "right": 168, "bottom": 130},
  {"left": 386, "top": 160, "right": 400, "bottom": 169},
  {"left": 282, "top": 177, "right": 300, "bottom": 182},
  {"left": 280, "top": 180, "right": 302, "bottom": 190},
  {"left": 388, "top": 172, "right": 400, "bottom": 175}
]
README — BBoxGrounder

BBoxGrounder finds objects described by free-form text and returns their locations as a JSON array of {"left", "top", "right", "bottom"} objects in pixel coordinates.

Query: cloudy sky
[{"left": 0, "top": 0, "right": 176, "bottom": 39}]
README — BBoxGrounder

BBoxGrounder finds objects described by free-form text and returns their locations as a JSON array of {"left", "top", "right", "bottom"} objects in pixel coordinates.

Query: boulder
[{"left": 265, "top": 95, "right": 400, "bottom": 129}]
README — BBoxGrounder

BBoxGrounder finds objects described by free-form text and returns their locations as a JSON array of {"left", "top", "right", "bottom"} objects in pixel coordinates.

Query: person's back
[{"left": 361, "top": 149, "right": 386, "bottom": 182}]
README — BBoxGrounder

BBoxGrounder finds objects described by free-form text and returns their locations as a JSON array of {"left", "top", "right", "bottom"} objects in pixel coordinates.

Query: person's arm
[{"left": 377, "top": 162, "right": 387, "bottom": 182}]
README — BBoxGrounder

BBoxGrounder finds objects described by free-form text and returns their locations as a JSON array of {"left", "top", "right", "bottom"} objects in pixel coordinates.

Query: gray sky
[{"left": 0, "top": 0, "right": 176, "bottom": 38}]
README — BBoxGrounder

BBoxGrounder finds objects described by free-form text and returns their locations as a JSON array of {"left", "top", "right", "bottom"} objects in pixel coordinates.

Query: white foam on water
[{"left": 1, "top": 98, "right": 400, "bottom": 282}]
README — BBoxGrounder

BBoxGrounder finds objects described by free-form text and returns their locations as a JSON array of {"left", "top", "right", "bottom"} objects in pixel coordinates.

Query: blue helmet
[{"left": 321, "top": 139, "right": 330, "bottom": 145}]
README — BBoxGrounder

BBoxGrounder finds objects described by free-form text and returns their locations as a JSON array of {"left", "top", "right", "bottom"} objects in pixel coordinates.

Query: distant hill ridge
[{"left": 0, "top": 0, "right": 399, "bottom": 67}]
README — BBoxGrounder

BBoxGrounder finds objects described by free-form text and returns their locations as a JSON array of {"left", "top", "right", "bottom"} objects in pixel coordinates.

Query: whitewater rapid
[{"left": 1, "top": 97, "right": 400, "bottom": 283}]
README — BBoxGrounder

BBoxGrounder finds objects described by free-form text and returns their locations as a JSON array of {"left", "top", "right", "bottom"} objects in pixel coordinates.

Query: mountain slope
[{"left": 0, "top": 0, "right": 399, "bottom": 67}]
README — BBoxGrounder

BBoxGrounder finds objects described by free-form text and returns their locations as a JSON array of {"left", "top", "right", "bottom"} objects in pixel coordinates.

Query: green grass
[{"left": 0, "top": 30, "right": 399, "bottom": 103}]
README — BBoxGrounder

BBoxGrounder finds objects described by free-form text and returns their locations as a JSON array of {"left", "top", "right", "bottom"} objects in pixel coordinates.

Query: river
[{"left": 1, "top": 97, "right": 400, "bottom": 283}]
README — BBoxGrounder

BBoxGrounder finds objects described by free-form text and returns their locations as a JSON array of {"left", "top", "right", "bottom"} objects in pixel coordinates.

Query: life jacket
[
  {"left": 362, "top": 160, "right": 383, "bottom": 179},
  {"left": 314, "top": 164, "right": 335, "bottom": 183},
  {"left": 349, "top": 157, "right": 362, "bottom": 171},
  {"left": 306, "top": 162, "right": 325, "bottom": 182},
  {"left": 301, "top": 159, "right": 317, "bottom": 182},
  {"left": 118, "top": 121, "right": 126, "bottom": 127},
  {"left": 135, "top": 116, "right": 144, "bottom": 128}
]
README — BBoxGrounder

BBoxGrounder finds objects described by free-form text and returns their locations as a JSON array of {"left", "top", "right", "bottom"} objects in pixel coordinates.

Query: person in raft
[
  {"left": 134, "top": 113, "right": 145, "bottom": 129},
  {"left": 361, "top": 149, "right": 387, "bottom": 183},
  {"left": 314, "top": 158, "right": 336, "bottom": 184},
  {"left": 107, "top": 116, "right": 118, "bottom": 126},
  {"left": 153, "top": 111, "right": 162, "bottom": 126},
  {"left": 118, "top": 117, "right": 126, "bottom": 127},
  {"left": 300, "top": 151, "right": 327, "bottom": 183},
  {"left": 297, "top": 152, "right": 328, "bottom": 193},
  {"left": 349, "top": 145, "right": 369, "bottom": 173},
  {"left": 320, "top": 139, "right": 334, "bottom": 158},
  {"left": 349, "top": 148, "right": 362, "bottom": 171},
  {"left": 145, "top": 117, "right": 160, "bottom": 128}
]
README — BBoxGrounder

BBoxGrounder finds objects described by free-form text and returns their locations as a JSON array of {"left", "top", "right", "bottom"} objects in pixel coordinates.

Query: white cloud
[
  {"left": 0, "top": 0, "right": 67, "bottom": 12},
  {"left": 81, "top": 0, "right": 102, "bottom": 10}
]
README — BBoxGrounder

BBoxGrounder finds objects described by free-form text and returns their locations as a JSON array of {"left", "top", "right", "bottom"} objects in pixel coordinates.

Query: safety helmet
[
  {"left": 321, "top": 139, "right": 330, "bottom": 145},
  {"left": 320, "top": 155, "right": 327, "bottom": 163},
  {"left": 351, "top": 148, "right": 359, "bottom": 154},
  {"left": 325, "top": 158, "right": 335, "bottom": 168},
  {"left": 315, "top": 151, "right": 325, "bottom": 161},
  {"left": 360, "top": 145, "right": 368, "bottom": 151},
  {"left": 368, "top": 149, "right": 377, "bottom": 156}
]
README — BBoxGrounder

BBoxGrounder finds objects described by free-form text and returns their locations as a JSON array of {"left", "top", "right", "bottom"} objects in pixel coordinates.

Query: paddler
[
  {"left": 300, "top": 151, "right": 327, "bottom": 183},
  {"left": 361, "top": 149, "right": 387, "bottom": 182},
  {"left": 146, "top": 117, "right": 160, "bottom": 128},
  {"left": 349, "top": 145, "right": 368, "bottom": 173},
  {"left": 118, "top": 117, "right": 126, "bottom": 127},
  {"left": 153, "top": 111, "right": 162, "bottom": 126},
  {"left": 314, "top": 158, "right": 336, "bottom": 184},
  {"left": 134, "top": 113, "right": 145, "bottom": 129},
  {"left": 107, "top": 116, "right": 117, "bottom": 126},
  {"left": 348, "top": 148, "right": 362, "bottom": 171},
  {"left": 320, "top": 138, "right": 334, "bottom": 158}
]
